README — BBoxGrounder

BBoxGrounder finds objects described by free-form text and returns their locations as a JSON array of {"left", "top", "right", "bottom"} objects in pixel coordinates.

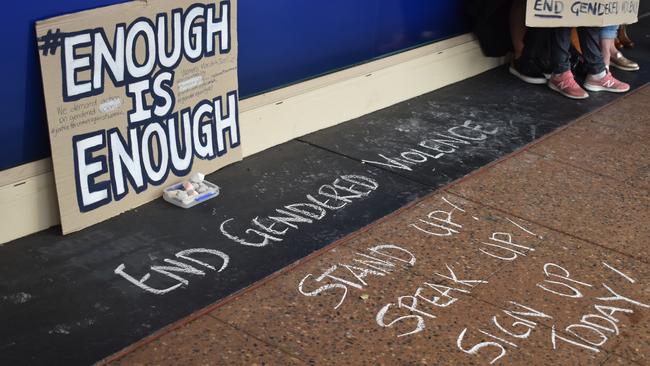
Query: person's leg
[
  {"left": 510, "top": 28, "right": 547, "bottom": 84},
  {"left": 610, "top": 41, "right": 639, "bottom": 71},
  {"left": 548, "top": 27, "right": 589, "bottom": 99},
  {"left": 577, "top": 27, "right": 606, "bottom": 76},
  {"left": 604, "top": 25, "right": 640, "bottom": 72},
  {"left": 534, "top": 27, "right": 553, "bottom": 77},
  {"left": 510, "top": 0, "right": 526, "bottom": 59},
  {"left": 508, "top": 0, "right": 546, "bottom": 84},
  {"left": 600, "top": 25, "right": 618, "bottom": 69},
  {"left": 580, "top": 27, "right": 630, "bottom": 93},
  {"left": 609, "top": 42, "right": 619, "bottom": 57},
  {"left": 550, "top": 27, "right": 573, "bottom": 75}
]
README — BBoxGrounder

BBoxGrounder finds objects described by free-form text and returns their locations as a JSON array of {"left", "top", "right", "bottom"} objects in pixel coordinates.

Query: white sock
[{"left": 590, "top": 70, "right": 607, "bottom": 80}]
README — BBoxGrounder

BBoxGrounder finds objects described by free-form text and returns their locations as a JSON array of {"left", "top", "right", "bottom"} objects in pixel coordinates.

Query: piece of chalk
[
  {"left": 195, "top": 191, "right": 216, "bottom": 202},
  {"left": 177, "top": 190, "right": 188, "bottom": 200},
  {"left": 190, "top": 172, "right": 205, "bottom": 183},
  {"left": 182, "top": 181, "right": 193, "bottom": 190}
]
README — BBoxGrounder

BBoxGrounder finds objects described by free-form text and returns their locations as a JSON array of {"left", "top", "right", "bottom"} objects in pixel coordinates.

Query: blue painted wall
[{"left": 0, "top": 1, "right": 469, "bottom": 171}]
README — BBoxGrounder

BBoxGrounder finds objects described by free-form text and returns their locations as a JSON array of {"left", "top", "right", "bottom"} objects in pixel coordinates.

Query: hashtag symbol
[{"left": 38, "top": 29, "right": 65, "bottom": 56}]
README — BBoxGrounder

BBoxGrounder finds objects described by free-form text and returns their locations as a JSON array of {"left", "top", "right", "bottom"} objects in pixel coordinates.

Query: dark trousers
[
  {"left": 551, "top": 27, "right": 605, "bottom": 75},
  {"left": 521, "top": 27, "right": 551, "bottom": 67}
]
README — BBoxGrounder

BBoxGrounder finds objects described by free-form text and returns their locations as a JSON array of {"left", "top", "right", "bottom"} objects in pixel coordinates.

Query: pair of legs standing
[
  {"left": 508, "top": 0, "right": 631, "bottom": 99},
  {"left": 548, "top": 27, "right": 629, "bottom": 99}
]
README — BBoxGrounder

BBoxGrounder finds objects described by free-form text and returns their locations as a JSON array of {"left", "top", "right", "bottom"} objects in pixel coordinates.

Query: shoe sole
[
  {"left": 610, "top": 63, "right": 639, "bottom": 72},
  {"left": 548, "top": 81, "right": 589, "bottom": 100},
  {"left": 583, "top": 83, "right": 630, "bottom": 93},
  {"left": 509, "top": 66, "right": 547, "bottom": 85}
]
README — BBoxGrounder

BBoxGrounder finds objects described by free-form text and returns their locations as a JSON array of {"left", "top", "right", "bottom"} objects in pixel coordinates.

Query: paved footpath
[{"left": 104, "top": 88, "right": 650, "bottom": 365}]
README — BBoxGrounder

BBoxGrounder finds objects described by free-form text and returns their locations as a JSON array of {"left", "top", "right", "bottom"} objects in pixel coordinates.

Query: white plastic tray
[{"left": 162, "top": 180, "right": 220, "bottom": 208}]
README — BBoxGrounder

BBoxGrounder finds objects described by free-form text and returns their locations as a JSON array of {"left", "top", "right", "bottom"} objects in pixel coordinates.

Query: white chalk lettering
[
  {"left": 284, "top": 203, "right": 327, "bottom": 220},
  {"left": 115, "top": 247, "right": 230, "bottom": 295},
  {"left": 551, "top": 324, "right": 600, "bottom": 353},
  {"left": 115, "top": 263, "right": 182, "bottom": 295},
  {"left": 457, "top": 328, "right": 507, "bottom": 365},
  {"left": 602, "top": 262, "right": 636, "bottom": 283},
  {"left": 222, "top": 174, "right": 379, "bottom": 246},
  {"left": 597, "top": 283, "right": 650, "bottom": 308},
  {"left": 458, "top": 301, "right": 549, "bottom": 364},
  {"left": 376, "top": 303, "right": 425, "bottom": 337},
  {"left": 368, "top": 244, "right": 417, "bottom": 266},
  {"left": 435, "top": 264, "right": 488, "bottom": 288},
  {"left": 362, "top": 154, "right": 414, "bottom": 171},
  {"left": 536, "top": 263, "right": 592, "bottom": 298},
  {"left": 298, "top": 266, "right": 349, "bottom": 309},
  {"left": 298, "top": 244, "right": 414, "bottom": 309},
  {"left": 352, "top": 253, "right": 396, "bottom": 273},
  {"left": 409, "top": 196, "right": 465, "bottom": 237},
  {"left": 363, "top": 121, "right": 499, "bottom": 171},
  {"left": 220, "top": 218, "right": 283, "bottom": 247},
  {"left": 480, "top": 231, "right": 534, "bottom": 262},
  {"left": 378, "top": 263, "right": 485, "bottom": 337}
]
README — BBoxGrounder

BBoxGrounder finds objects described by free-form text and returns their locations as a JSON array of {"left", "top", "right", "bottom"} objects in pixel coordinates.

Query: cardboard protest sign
[
  {"left": 526, "top": 0, "right": 639, "bottom": 27},
  {"left": 36, "top": 0, "right": 240, "bottom": 234}
]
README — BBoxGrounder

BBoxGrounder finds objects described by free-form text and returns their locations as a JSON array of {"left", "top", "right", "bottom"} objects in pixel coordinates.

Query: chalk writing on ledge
[
  {"left": 114, "top": 174, "right": 380, "bottom": 295},
  {"left": 361, "top": 120, "right": 499, "bottom": 172}
]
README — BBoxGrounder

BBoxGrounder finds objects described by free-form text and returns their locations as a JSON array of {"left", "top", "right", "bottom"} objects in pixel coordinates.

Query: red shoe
[
  {"left": 548, "top": 71, "right": 589, "bottom": 99},
  {"left": 583, "top": 72, "right": 630, "bottom": 93}
]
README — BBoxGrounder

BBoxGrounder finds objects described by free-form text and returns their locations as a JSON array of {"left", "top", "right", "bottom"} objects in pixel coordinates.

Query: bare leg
[
  {"left": 609, "top": 42, "right": 619, "bottom": 61},
  {"left": 601, "top": 38, "right": 614, "bottom": 69},
  {"left": 510, "top": 0, "right": 526, "bottom": 59}
]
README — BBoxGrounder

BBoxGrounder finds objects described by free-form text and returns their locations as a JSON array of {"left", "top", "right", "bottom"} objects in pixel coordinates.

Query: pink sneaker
[
  {"left": 548, "top": 71, "right": 589, "bottom": 99},
  {"left": 584, "top": 72, "right": 630, "bottom": 93}
]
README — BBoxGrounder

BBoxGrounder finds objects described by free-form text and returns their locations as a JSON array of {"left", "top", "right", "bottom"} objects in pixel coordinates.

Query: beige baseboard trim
[
  {"left": 0, "top": 158, "right": 53, "bottom": 187},
  {"left": 240, "top": 36, "right": 505, "bottom": 157},
  {"left": 0, "top": 33, "right": 505, "bottom": 245},
  {"left": 0, "top": 171, "right": 59, "bottom": 243},
  {"left": 238, "top": 33, "right": 477, "bottom": 112}
]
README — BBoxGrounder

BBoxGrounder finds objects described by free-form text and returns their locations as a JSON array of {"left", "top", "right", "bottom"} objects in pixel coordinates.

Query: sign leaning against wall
[{"left": 36, "top": 0, "right": 240, "bottom": 234}]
